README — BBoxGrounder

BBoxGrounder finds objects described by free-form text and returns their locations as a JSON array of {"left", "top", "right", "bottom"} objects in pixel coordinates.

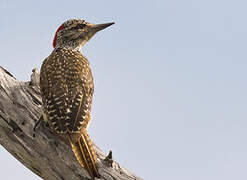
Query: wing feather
[{"left": 40, "top": 48, "right": 94, "bottom": 133}]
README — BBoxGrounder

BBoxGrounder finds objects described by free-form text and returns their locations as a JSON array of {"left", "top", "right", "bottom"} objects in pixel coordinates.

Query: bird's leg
[
  {"left": 33, "top": 115, "right": 43, "bottom": 132},
  {"left": 33, "top": 115, "right": 43, "bottom": 137}
]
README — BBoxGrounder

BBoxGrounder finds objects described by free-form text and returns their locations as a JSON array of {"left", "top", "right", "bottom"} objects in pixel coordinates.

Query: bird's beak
[
  {"left": 90, "top": 22, "right": 115, "bottom": 32},
  {"left": 78, "top": 22, "right": 114, "bottom": 46}
]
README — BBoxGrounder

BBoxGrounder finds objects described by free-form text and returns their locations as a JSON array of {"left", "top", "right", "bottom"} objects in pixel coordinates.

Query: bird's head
[{"left": 53, "top": 19, "right": 114, "bottom": 50}]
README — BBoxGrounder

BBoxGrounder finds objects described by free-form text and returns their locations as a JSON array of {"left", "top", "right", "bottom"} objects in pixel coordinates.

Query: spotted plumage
[
  {"left": 40, "top": 19, "right": 114, "bottom": 179},
  {"left": 41, "top": 47, "right": 93, "bottom": 133}
]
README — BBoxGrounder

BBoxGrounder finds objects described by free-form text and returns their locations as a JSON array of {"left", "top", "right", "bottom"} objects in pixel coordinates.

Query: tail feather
[{"left": 70, "top": 130, "right": 100, "bottom": 179}]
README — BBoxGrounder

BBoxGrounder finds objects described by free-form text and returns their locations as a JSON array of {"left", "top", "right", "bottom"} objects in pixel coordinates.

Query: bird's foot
[{"left": 33, "top": 115, "right": 43, "bottom": 137}]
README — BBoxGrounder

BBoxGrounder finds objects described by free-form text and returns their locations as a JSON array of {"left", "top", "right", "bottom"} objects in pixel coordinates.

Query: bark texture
[{"left": 0, "top": 66, "right": 143, "bottom": 180}]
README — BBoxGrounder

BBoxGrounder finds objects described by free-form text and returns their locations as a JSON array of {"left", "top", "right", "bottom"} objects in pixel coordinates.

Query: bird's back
[{"left": 40, "top": 47, "right": 94, "bottom": 135}]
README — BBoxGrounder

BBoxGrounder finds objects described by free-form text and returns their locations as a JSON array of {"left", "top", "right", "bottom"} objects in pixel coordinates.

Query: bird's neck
[
  {"left": 54, "top": 44, "right": 82, "bottom": 52},
  {"left": 53, "top": 46, "right": 83, "bottom": 55},
  {"left": 55, "top": 37, "right": 84, "bottom": 51}
]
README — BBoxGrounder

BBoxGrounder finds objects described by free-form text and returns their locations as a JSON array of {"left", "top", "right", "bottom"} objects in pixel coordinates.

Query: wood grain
[{"left": 0, "top": 66, "right": 143, "bottom": 180}]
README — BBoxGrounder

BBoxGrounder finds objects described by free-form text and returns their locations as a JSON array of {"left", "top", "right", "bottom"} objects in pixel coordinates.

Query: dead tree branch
[{"left": 0, "top": 66, "right": 143, "bottom": 180}]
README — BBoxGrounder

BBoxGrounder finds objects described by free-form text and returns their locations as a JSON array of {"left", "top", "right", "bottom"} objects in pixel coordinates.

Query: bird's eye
[{"left": 76, "top": 24, "right": 86, "bottom": 29}]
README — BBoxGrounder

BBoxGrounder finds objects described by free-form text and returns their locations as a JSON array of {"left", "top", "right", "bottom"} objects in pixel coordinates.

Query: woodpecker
[{"left": 40, "top": 19, "right": 114, "bottom": 179}]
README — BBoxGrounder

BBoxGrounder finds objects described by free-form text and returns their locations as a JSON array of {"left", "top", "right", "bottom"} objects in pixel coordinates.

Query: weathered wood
[{"left": 0, "top": 66, "right": 143, "bottom": 180}]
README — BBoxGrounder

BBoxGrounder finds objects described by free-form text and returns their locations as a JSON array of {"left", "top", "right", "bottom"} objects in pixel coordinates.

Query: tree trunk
[{"left": 0, "top": 66, "right": 143, "bottom": 180}]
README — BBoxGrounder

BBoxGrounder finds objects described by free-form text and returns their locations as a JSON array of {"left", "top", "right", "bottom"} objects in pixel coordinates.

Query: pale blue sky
[{"left": 1, "top": 0, "right": 247, "bottom": 179}]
